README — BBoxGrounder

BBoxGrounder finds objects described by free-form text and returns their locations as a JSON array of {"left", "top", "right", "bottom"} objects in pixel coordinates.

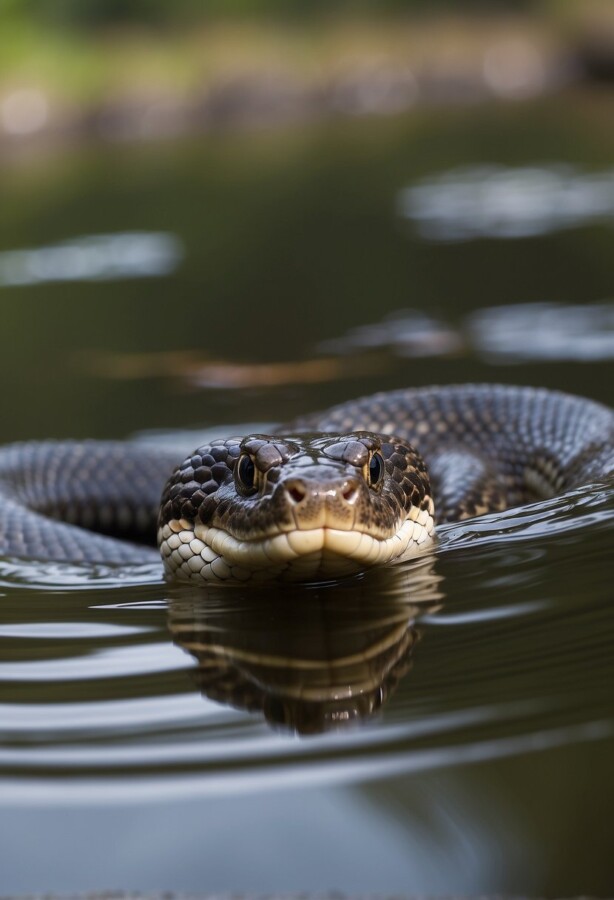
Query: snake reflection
[{"left": 167, "top": 555, "right": 443, "bottom": 734}]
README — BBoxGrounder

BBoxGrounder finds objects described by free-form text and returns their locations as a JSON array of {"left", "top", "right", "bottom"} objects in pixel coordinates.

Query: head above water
[{"left": 157, "top": 431, "right": 434, "bottom": 584}]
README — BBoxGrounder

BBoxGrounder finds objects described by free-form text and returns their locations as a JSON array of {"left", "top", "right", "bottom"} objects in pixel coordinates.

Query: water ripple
[
  {"left": 0, "top": 719, "right": 610, "bottom": 806},
  {"left": 0, "top": 481, "right": 611, "bottom": 805},
  {"left": 0, "top": 693, "right": 232, "bottom": 733},
  {"left": 0, "top": 621, "right": 152, "bottom": 639},
  {"left": 438, "top": 481, "right": 614, "bottom": 552},
  {"left": 0, "top": 641, "right": 189, "bottom": 682},
  {"left": 0, "top": 558, "right": 163, "bottom": 591}
]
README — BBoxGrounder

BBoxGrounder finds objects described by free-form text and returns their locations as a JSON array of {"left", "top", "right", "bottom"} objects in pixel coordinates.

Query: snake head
[{"left": 157, "top": 431, "right": 434, "bottom": 584}]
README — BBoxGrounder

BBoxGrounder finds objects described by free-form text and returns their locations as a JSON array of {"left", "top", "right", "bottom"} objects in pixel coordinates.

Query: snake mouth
[{"left": 158, "top": 509, "right": 435, "bottom": 584}]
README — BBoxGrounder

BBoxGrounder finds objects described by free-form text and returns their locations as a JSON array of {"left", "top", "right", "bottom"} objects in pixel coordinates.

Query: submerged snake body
[{"left": 0, "top": 385, "right": 612, "bottom": 582}]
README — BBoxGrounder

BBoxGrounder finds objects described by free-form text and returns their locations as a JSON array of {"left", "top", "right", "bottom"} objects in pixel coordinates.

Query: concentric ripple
[{"left": 0, "top": 479, "right": 612, "bottom": 804}]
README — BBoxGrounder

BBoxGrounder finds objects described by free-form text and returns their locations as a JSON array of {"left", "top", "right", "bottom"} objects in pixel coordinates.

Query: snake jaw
[
  {"left": 158, "top": 493, "right": 435, "bottom": 584},
  {"left": 157, "top": 511, "right": 435, "bottom": 584}
]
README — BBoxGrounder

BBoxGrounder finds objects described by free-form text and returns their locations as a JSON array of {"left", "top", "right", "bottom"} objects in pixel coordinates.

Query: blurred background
[
  {"left": 1, "top": 0, "right": 613, "bottom": 445},
  {"left": 1, "top": 2, "right": 614, "bottom": 897}
]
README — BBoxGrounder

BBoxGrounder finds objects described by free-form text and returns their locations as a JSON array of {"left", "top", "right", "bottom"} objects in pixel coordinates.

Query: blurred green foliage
[{"left": 4, "top": 0, "right": 531, "bottom": 29}]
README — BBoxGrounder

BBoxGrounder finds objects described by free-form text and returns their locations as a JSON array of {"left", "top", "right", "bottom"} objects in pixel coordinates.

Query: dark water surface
[{"left": 0, "top": 95, "right": 613, "bottom": 895}]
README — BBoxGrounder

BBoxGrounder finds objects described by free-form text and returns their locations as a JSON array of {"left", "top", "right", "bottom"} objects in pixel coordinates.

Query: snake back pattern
[{"left": 0, "top": 385, "right": 612, "bottom": 582}]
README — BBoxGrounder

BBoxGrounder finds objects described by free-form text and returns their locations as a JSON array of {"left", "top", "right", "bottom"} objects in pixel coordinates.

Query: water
[{"left": 0, "top": 94, "right": 613, "bottom": 895}]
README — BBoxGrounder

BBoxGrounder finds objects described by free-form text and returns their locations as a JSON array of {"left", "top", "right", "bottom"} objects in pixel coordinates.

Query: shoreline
[{"left": 1, "top": 15, "right": 612, "bottom": 157}]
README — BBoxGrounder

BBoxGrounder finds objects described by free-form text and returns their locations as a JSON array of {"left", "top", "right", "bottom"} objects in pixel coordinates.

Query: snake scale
[{"left": 0, "top": 384, "right": 612, "bottom": 583}]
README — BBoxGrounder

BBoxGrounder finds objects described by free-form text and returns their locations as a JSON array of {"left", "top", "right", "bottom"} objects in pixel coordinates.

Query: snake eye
[
  {"left": 235, "top": 454, "right": 257, "bottom": 494},
  {"left": 367, "top": 451, "right": 385, "bottom": 489}
]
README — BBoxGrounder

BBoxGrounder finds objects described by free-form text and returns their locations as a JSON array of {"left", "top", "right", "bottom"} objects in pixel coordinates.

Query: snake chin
[{"left": 158, "top": 512, "right": 435, "bottom": 584}]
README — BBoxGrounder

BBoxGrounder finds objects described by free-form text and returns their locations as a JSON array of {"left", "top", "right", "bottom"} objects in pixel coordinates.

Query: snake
[{"left": 0, "top": 384, "right": 612, "bottom": 583}]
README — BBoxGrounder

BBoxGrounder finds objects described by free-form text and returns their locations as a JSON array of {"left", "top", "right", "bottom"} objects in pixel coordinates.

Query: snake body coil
[{"left": 0, "top": 385, "right": 612, "bottom": 583}]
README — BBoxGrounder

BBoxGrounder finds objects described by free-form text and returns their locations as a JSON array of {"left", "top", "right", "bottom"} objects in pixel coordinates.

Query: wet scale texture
[
  {"left": 295, "top": 384, "right": 614, "bottom": 517},
  {"left": 0, "top": 441, "right": 178, "bottom": 563},
  {"left": 158, "top": 384, "right": 613, "bottom": 582},
  {"left": 158, "top": 431, "right": 433, "bottom": 582},
  {"left": 0, "top": 385, "right": 611, "bottom": 584}
]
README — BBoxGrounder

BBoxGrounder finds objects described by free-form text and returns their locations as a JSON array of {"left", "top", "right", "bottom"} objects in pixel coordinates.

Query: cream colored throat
[{"left": 158, "top": 510, "right": 435, "bottom": 584}]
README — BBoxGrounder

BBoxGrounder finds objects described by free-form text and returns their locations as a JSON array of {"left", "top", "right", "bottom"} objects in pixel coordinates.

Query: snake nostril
[
  {"left": 286, "top": 481, "right": 307, "bottom": 504},
  {"left": 342, "top": 482, "right": 359, "bottom": 503}
]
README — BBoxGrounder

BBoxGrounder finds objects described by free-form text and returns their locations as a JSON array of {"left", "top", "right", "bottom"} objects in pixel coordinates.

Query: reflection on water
[
  {"left": 398, "top": 164, "right": 614, "bottom": 240},
  {"left": 76, "top": 297, "right": 614, "bottom": 399},
  {"left": 438, "top": 480, "right": 614, "bottom": 550},
  {"left": 168, "top": 557, "right": 442, "bottom": 734},
  {"left": 0, "top": 99, "right": 613, "bottom": 893},
  {"left": 0, "top": 557, "right": 162, "bottom": 590},
  {"left": 469, "top": 301, "right": 614, "bottom": 362},
  {"left": 0, "top": 477, "right": 611, "bottom": 806},
  {"left": 0, "top": 232, "right": 183, "bottom": 287},
  {"left": 315, "top": 302, "right": 614, "bottom": 366},
  {"left": 316, "top": 309, "right": 463, "bottom": 359},
  {"left": 0, "top": 458, "right": 613, "bottom": 893}
]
